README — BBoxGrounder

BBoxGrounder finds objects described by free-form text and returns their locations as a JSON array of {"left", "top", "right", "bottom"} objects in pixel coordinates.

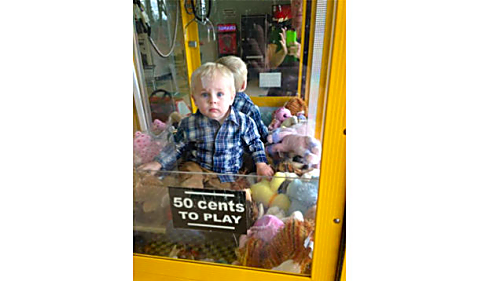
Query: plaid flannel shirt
[
  {"left": 233, "top": 92, "right": 269, "bottom": 142},
  {"left": 155, "top": 107, "right": 268, "bottom": 182}
]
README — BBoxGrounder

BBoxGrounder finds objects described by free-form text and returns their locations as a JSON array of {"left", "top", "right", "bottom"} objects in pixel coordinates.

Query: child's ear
[
  {"left": 239, "top": 80, "right": 247, "bottom": 92},
  {"left": 191, "top": 93, "right": 199, "bottom": 107}
]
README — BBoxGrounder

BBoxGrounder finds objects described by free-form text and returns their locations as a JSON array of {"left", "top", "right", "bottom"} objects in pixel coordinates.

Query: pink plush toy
[
  {"left": 268, "top": 107, "right": 292, "bottom": 131},
  {"left": 266, "top": 134, "right": 322, "bottom": 167},
  {"left": 151, "top": 119, "right": 167, "bottom": 135},
  {"left": 133, "top": 131, "right": 163, "bottom": 166},
  {"left": 238, "top": 214, "right": 284, "bottom": 248}
]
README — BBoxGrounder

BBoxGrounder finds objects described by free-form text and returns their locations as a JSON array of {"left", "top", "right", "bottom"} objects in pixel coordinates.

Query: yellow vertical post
[
  {"left": 313, "top": 0, "right": 336, "bottom": 140},
  {"left": 180, "top": 0, "right": 201, "bottom": 112},
  {"left": 133, "top": 97, "right": 140, "bottom": 134},
  {"left": 340, "top": 251, "right": 346, "bottom": 281}
]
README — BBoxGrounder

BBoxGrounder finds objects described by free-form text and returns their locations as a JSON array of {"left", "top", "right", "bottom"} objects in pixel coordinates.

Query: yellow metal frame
[
  {"left": 134, "top": 0, "right": 346, "bottom": 279},
  {"left": 340, "top": 251, "right": 346, "bottom": 281},
  {"left": 250, "top": 96, "right": 294, "bottom": 108},
  {"left": 310, "top": 1, "right": 346, "bottom": 280},
  {"left": 180, "top": 0, "right": 201, "bottom": 112},
  {"left": 314, "top": 0, "right": 338, "bottom": 141},
  {"left": 133, "top": 97, "right": 140, "bottom": 135}
]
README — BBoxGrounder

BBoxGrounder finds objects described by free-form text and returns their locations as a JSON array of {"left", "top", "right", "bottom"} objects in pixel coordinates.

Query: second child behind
[{"left": 216, "top": 55, "right": 269, "bottom": 142}]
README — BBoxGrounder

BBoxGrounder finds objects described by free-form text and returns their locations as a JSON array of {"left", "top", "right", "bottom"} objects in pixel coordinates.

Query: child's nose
[{"left": 209, "top": 94, "right": 217, "bottom": 104}]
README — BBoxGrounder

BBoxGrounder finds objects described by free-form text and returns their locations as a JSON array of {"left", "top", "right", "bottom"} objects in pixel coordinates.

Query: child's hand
[
  {"left": 256, "top": 162, "right": 274, "bottom": 181},
  {"left": 138, "top": 161, "right": 162, "bottom": 175}
]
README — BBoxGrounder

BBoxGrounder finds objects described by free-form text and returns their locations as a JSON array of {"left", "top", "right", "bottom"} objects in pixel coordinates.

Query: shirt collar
[
  {"left": 226, "top": 106, "right": 239, "bottom": 125},
  {"left": 194, "top": 107, "right": 239, "bottom": 125}
]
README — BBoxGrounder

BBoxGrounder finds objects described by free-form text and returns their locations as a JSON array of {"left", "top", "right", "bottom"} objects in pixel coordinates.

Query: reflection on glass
[
  {"left": 133, "top": 170, "right": 317, "bottom": 275},
  {"left": 134, "top": 0, "right": 192, "bottom": 124},
  {"left": 197, "top": 0, "right": 307, "bottom": 97}
]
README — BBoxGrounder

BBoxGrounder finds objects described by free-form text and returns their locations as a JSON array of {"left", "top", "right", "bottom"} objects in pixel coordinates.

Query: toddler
[{"left": 139, "top": 62, "right": 274, "bottom": 188}]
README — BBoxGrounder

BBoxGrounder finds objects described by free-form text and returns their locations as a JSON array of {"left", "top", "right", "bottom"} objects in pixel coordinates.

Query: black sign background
[{"left": 168, "top": 187, "right": 248, "bottom": 234}]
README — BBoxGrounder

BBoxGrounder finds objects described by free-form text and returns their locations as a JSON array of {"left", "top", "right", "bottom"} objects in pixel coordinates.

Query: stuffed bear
[
  {"left": 284, "top": 97, "right": 308, "bottom": 117},
  {"left": 268, "top": 107, "right": 292, "bottom": 131},
  {"left": 235, "top": 217, "right": 315, "bottom": 274},
  {"left": 286, "top": 179, "right": 319, "bottom": 216}
]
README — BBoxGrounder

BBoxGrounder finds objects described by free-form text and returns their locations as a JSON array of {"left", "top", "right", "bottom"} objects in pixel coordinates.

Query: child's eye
[
  {"left": 217, "top": 92, "right": 224, "bottom": 97},
  {"left": 201, "top": 92, "right": 208, "bottom": 98}
]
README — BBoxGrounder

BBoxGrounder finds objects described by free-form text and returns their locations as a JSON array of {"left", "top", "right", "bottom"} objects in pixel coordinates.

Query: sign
[
  {"left": 217, "top": 23, "right": 237, "bottom": 33},
  {"left": 168, "top": 187, "right": 248, "bottom": 234},
  {"left": 217, "top": 24, "right": 238, "bottom": 55},
  {"left": 259, "top": 72, "right": 282, "bottom": 88}
]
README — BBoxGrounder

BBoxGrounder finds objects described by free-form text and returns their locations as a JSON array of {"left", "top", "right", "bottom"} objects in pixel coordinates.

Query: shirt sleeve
[
  {"left": 248, "top": 104, "right": 269, "bottom": 142},
  {"left": 154, "top": 119, "right": 188, "bottom": 170},
  {"left": 241, "top": 116, "right": 268, "bottom": 164}
]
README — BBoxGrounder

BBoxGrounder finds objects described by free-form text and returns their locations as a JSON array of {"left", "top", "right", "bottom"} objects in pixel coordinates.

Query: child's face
[{"left": 192, "top": 72, "right": 236, "bottom": 123}]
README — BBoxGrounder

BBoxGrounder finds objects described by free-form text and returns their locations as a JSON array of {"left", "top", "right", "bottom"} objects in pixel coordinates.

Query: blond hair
[
  {"left": 215, "top": 56, "right": 248, "bottom": 92},
  {"left": 190, "top": 62, "right": 235, "bottom": 94}
]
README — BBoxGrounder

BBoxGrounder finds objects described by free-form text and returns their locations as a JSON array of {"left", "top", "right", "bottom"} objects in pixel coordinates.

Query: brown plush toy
[
  {"left": 284, "top": 97, "right": 308, "bottom": 117},
  {"left": 236, "top": 218, "right": 315, "bottom": 274}
]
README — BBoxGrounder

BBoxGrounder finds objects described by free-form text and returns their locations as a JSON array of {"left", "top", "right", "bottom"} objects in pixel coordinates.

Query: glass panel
[
  {"left": 196, "top": 0, "right": 307, "bottom": 97},
  {"left": 134, "top": 169, "right": 317, "bottom": 275},
  {"left": 134, "top": 0, "right": 192, "bottom": 124},
  {"left": 133, "top": 0, "right": 330, "bottom": 277}
]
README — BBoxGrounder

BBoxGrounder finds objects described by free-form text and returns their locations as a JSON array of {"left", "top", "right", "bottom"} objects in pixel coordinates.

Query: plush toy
[
  {"left": 169, "top": 111, "right": 182, "bottom": 127},
  {"left": 267, "top": 123, "right": 310, "bottom": 144},
  {"left": 286, "top": 179, "right": 319, "bottom": 216},
  {"left": 133, "top": 170, "right": 171, "bottom": 227},
  {"left": 239, "top": 214, "right": 284, "bottom": 248},
  {"left": 151, "top": 119, "right": 167, "bottom": 135},
  {"left": 133, "top": 170, "right": 165, "bottom": 209},
  {"left": 250, "top": 172, "right": 291, "bottom": 211},
  {"left": 280, "top": 116, "right": 298, "bottom": 128},
  {"left": 304, "top": 205, "right": 317, "bottom": 221},
  {"left": 263, "top": 218, "right": 314, "bottom": 273},
  {"left": 284, "top": 97, "right": 308, "bottom": 117},
  {"left": 268, "top": 107, "right": 292, "bottom": 131},
  {"left": 235, "top": 218, "right": 315, "bottom": 274},
  {"left": 133, "top": 131, "right": 164, "bottom": 166},
  {"left": 266, "top": 134, "right": 322, "bottom": 167},
  {"left": 297, "top": 111, "right": 307, "bottom": 123}
]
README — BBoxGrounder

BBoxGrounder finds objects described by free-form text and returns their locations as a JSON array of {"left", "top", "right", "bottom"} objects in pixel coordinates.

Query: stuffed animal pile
[
  {"left": 132, "top": 98, "right": 324, "bottom": 274},
  {"left": 234, "top": 172, "right": 319, "bottom": 274},
  {"left": 133, "top": 114, "right": 181, "bottom": 166},
  {"left": 265, "top": 97, "right": 322, "bottom": 172}
]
